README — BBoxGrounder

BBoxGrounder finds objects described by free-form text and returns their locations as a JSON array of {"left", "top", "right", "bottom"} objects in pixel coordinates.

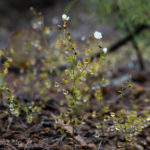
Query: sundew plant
[
  {"left": 55, "top": 13, "right": 109, "bottom": 148},
  {"left": 2, "top": 8, "right": 61, "bottom": 123},
  {"left": 54, "top": 14, "right": 150, "bottom": 149},
  {"left": 6, "top": 9, "right": 72, "bottom": 123},
  {"left": 0, "top": 49, "right": 34, "bottom": 123}
]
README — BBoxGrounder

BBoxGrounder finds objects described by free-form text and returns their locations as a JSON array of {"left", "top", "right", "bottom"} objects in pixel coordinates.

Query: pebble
[
  {"left": 140, "top": 139, "right": 147, "bottom": 146},
  {"left": 88, "top": 143, "right": 97, "bottom": 149},
  {"left": 134, "top": 144, "right": 144, "bottom": 150},
  {"left": 47, "top": 130, "right": 57, "bottom": 136},
  {"left": 42, "top": 121, "right": 54, "bottom": 127},
  {"left": 146, "top": 136, "right": 150, "bottom": 143},
  {"left": 49, "top": 144, "right": 59, "bottom": 149},
  {"left": 60, "top": 145, "right": 72, "bottom": 150}
]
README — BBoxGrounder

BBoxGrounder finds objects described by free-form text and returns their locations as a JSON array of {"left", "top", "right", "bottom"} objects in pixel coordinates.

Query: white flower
[
  {"left": 62, "top": 14, "right": 70, "bottom": 22},
  {"left": 94, "top": 31, "right": 102, "bottom": 39},
  {"left": 9, "top": 104, "right": 13, "bottom": 108},
  {"left": 103, "top": 48, "right": 108, "bottom": 53},
  {"left": 91, "top": 86, "right": 96, "bottom": 90},
  {"left": 81, "top": 36, "right": 86, "bottom": 41},
  {"left": 65, "top": 51, "right": 69, "bottom": 55}
]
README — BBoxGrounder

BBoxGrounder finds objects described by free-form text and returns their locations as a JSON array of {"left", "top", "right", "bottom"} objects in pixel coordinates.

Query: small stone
[
  {"left": 134, "top": 144, "right": 144, "bottom": 150},
  {"left": 132, "top": 72, "right": 147, "bottom": 82},
  {"left": 104, "top": 145, "right": 115, "bottom": 150},
  {"left": 60, "top": 145, "right": 72, "bottom": 150},
  {"left": 140, "top": 140, "right": 147, "bottom": 146},
  {"left": 49, "top": 144, "right": 59, "bottom": 149},
  {"left": 88, "top": 143, "right": 97, "bottom": 149},
  {"left": 47, "top": 130, "right": 57, "bottom": 136},
  {"left": 80, "top": 125, "right": 90, "bottom": 131},
  {"left": 18, "top": 143, "right": 26, "bottom": 149},
  {"left": 133, "top": 85, "right": 144, "bottom": 96},
  {"left": 0, "top": 139, "right": 5, "bottom": 146},
  {"left": 146, "top": 136, "right": 150, "bottom": 143},
  {"left": 42, "top": 121, "right": 54, "bottom": 127}
]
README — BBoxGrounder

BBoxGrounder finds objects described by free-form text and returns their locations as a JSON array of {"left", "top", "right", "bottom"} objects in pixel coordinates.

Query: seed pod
[
  {"left": 64, "top": 120, "right": 67, "bottom": 124},
  {"left": 68, "top": 36, "right": 71, "bottom": 42},
  {"left": 128, "top": 84, "right": 132, "bottom": 88},
  {"left": 73, "top": 132, "right": 78, "bottom": 136},
  {"left": 67, "top": 32, "right": 71, "bottom": 36},
  {"left": 98, "top": 44, "right": 102, "bottom": 48},
  {"left": 63, "top": 24, "right": 67, "bottom": 29},
  {"left": 57, "top": 25, "right": 62, "bottom": 30},
  {"left": 74, "top": 51, "right": 77, "bottom": 55}
]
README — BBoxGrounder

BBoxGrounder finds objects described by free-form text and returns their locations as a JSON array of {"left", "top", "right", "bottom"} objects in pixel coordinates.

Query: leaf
[
  {"left": 51, "top": 113, "right": 87, "bottom": 146},
  {"left": 64, "top": 125, "right": 87, "bottom": 146}
]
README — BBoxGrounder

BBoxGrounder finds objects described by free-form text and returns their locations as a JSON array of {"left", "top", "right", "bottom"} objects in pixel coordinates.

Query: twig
[
  {"left": 98, "top": 141, "right": 103, "bottom": 150},
  {"left": 7, "top": 116, "right": 13, "bottom": 131},
  {"left": 24, "top": 138, "right": 30, "bottom": 150},
  {"left": 6, "top": 143, "right": 17, "bottom": 150}
]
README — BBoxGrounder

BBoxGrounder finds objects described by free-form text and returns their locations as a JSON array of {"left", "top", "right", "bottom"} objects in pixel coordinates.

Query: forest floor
[{"left": 0, "top": 61, "right": 150, "bottom": 150}]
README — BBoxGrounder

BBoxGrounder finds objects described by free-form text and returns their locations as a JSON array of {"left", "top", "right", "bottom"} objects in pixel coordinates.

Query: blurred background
[
  {"left": 0, "top": 0, "right": 117, "bottom": 48},
  {"left": 0, "top": 0, "right": 149, "bottom": 71}
]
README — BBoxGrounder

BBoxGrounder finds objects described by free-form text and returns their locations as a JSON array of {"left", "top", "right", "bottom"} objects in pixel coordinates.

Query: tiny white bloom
[
  {"left": 9, "top": 104, "right": 13, "bottom": 108},
  {"left": 94, "top": 31, "right": 102, "bottom": 39},
  {"left": 37, "top": 21, "right": 42, "bottom": 25},
  {"left": 103, "top": 48, "right": 108, "bottom": 53},
  {"left": 65, "top": 51, "right": 69, "bottom": 55},
  {"left": 29, "top": 106, "right": 32, "bottom": 109},
  {"left": 91, "top": 86, "right": 96, "bottom": 90},
  {"left": 62, "top": 14, "right": 70, "bottom": 21},
  {"left": 81, "top": 36, "right": 86, "bottom": 41}
]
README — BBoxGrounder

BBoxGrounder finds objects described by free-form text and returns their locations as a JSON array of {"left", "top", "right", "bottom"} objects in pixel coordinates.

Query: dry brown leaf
[{"left": 51, "top": 113, "right": 87, "bottom": 146}]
